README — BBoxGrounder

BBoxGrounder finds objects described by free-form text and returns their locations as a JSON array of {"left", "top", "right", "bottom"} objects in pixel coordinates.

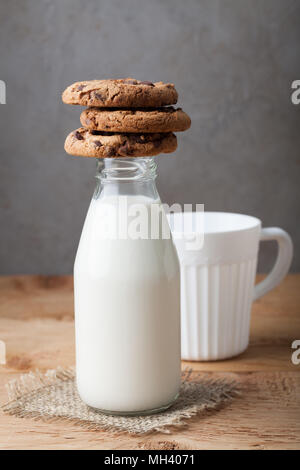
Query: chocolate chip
[
  {"left": 77, "top": 84, "right": 86, "bottom": 91},
  {"left": 131, "top": 135, "right": 145, "bottom": 144},
  {"left": 118, "top": 142, "right": 130, "bottom": 155},
  {"left": 153, "top": 138, "right": 162, "bottom": 148},
  {"left": 134, "top": 134, "right": 160, "bottom": 144},
  {"left": 94, "top": 141, "right": 102, "bottom": 148},
  {"left": 145, "top": 133, "right": 162, "bottom": 146},
  {"left": 90, "top": 130, "right": 100, "bottom": 135},
  {"left": 94, "top": 92, "right": 105, "bottom": 101},
  {"left": 75, "top": 131, "right": 84, "bottom": 140},
  {"left": 104, "top": 147, "right": 115, "bottom": 157},
  {"left": 139, "top": 81, "right": 154, "bottom": 86}
]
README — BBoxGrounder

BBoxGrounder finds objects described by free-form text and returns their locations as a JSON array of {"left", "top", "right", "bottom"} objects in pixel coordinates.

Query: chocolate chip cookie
[
  {"left": 80, "top": 106, "right": 191, "bottom": 133},
  {"left": 62, "top": 79, "right": 178, "bottom": 108},
  {"left": 64, "top": 128, "right": 177, "bottom": 158}
]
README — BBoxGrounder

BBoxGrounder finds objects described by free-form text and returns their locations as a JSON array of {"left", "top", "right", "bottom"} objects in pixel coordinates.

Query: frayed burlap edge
[{"left": 2, "top": 367, "right": 240, "bottom": 435}]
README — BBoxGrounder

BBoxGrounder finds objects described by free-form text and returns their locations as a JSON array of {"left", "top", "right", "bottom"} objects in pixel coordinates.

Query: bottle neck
[{"left": 94, "top": 157, "right": 159, "bottom": 200}]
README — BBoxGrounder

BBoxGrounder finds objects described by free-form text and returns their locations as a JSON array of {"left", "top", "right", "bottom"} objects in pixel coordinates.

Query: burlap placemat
[{"left": 2, "top": 367, "right": 239, "bottom": 434}]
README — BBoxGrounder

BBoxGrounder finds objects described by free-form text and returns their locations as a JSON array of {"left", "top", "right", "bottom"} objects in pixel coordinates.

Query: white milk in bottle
[{"left": 74, "top": 158, "right": 181, "bottom": 414}]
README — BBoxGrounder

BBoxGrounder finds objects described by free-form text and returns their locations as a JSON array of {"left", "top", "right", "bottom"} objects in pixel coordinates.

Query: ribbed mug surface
[{"left": 180, "top": 259, "right": 257, "bottom": 360}]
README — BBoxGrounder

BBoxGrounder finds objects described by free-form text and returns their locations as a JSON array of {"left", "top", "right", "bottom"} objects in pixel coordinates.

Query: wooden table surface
[{"left": 0, "top": 274, "right": 299, "bottom": 450}]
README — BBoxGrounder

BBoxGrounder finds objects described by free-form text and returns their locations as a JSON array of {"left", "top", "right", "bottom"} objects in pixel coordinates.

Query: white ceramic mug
[{"left": 168, "top": 212, "right": 293, "bottom": 361}]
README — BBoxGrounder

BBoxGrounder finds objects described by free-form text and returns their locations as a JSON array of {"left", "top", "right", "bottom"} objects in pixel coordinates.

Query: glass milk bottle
[{"left": 74, "top": 157, "right": 181, "bottom": 415}]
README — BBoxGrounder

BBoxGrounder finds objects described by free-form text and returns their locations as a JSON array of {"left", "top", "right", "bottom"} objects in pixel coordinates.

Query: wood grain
[{"left": 0, "top": 274, "right": 299, "bottom": 450}]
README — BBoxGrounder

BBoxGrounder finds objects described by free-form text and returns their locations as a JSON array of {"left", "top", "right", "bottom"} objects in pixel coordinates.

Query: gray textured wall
[{"left": 0, "top": 0, "right": 299, "bottom": 274}]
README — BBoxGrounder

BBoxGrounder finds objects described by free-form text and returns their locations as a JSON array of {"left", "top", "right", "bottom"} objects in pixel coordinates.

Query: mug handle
[{"left": 253, "top": 227, "right": 293, "bottom": 301}]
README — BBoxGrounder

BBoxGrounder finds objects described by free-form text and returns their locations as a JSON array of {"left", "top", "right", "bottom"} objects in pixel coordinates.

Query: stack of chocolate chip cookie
[{"left": 62, "top": 78, "right": 191, "bottom": 158}]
